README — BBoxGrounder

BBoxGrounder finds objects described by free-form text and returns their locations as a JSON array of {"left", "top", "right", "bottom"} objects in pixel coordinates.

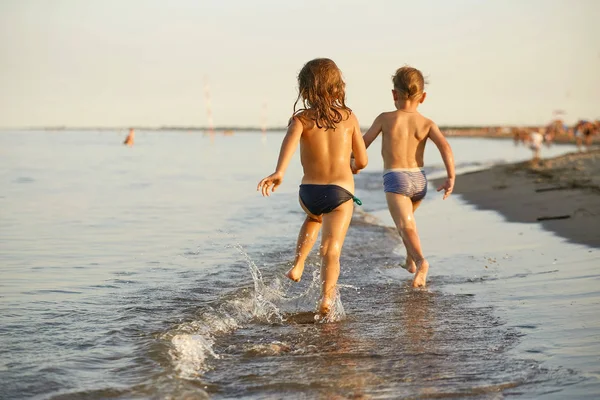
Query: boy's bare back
[
  {"left": 364, "top": 110, "right": 448, "bottom": 171},
  {"left": 377, "top": 111, "right": 432, "bottom": 169}
]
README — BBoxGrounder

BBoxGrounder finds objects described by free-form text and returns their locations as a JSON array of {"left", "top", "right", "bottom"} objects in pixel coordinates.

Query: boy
[{"left": 357, "top": 66, "right": 455, "bottom": 287}]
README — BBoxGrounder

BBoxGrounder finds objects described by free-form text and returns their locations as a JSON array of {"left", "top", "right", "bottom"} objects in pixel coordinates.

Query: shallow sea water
[{"left": 1, "top": 131, "right": 597, "bottom": 399}]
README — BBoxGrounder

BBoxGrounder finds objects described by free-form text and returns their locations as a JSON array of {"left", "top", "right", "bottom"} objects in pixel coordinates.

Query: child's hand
[
  {"left": 436, "top": 177, "right": 455, "bottom": 200},
  {"left": 257, "top": 172, "right": 283, "bottom": 196}
]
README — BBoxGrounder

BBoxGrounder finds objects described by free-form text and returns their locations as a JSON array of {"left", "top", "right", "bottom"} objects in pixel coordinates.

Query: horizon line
[{"left": 0, "top": 124, "right": 555, "bottom": 132}]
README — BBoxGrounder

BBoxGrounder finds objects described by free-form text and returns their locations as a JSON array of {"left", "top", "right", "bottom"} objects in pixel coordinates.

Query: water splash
[
  {"left": 165, "top": 309, "right": 239, "bottom": 379},
  {"left": 234, "top": 243, "right": 285, "bottom": 324},
  {"left": 166, "top": 242, "right": 348, "bottom": 379},
  {"left": 233, "top": 243, "right": 347, "bottom": 323},
  {"left": 314, "top": 287, "right": 346, "bottom": 323}
]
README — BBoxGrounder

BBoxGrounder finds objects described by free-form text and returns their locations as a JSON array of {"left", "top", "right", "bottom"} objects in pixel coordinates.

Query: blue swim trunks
[{"left": 383, "top": 168, "right": 427, "bottom": 202}]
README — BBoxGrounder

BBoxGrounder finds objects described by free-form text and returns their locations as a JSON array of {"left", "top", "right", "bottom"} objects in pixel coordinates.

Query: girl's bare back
[{"left": 298, "top": 110, "right": 361, "bottom": 193}]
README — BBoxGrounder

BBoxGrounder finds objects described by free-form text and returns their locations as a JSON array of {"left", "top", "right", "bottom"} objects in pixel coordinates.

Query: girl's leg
[
  {"left": 286, "top": 215, "right": 322, "bottom": 282},
  {"left": 386, "top": 193, "right": 429, "bottom": 288},
  {"left": 403, "top": 199, "right": 423, "bottom": 274},
  {"left": 318, "top": 200, "right": 353, "bottom": 315}
]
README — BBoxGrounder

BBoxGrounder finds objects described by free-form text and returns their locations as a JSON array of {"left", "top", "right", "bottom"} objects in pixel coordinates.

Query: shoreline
[
  {"left": 0, "top": 127, "right": 590, "bottom": 147},
  {"left": 444, "top": 129, "right": 582, "bottom": 145},
  {"left": 0, "top": 127, "right": 585, "bottom": 141},
  {"left": 433, "top": 148, "right": 600, "bottom": 248}
]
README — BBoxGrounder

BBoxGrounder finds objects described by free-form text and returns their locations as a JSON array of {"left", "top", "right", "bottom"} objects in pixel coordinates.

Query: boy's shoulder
[
  {"left": 420, "top": 115, "right": 439, "bottom": 138},
  {"left": 420, "top": 114, "right": 436, "bottom": 128},
  {"left": 378, "top": 111, "right": 435, "bottom": 126},
  {"left": 375, "top": 111, "right": 398, "bottom": 126},
  {"left": 377, "top": 110, "right": 396, "bottom": 120}
]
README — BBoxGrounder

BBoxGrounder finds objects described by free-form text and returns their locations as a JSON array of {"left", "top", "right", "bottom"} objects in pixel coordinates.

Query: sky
[{"left": 0, "top": 0, "right": 599, "bottom": 128}]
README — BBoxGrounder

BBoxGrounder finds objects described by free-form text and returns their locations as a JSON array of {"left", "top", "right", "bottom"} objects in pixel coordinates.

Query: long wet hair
[{"left": 293, "top": 58, "right": 351, "bottom": 130}]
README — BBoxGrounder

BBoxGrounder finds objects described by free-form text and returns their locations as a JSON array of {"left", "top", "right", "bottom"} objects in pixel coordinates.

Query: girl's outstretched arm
[
  {"left": 257, "top": 117, "right": 303, "bottom": 196},
  {"left": 428, "top": 123, "right": 455, "bottom": 200},
  {"left": 362, "top": 114, "right": 384, "bottom": 149}
]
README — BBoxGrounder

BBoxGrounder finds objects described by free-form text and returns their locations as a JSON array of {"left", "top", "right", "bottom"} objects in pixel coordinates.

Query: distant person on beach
[
  {"left": 124, "top": 128, "right": 135, "bottom": 146},
  {"left": 581, "top": 121, "right": 597, "bottom": 150},
  {"left": 574, "top": 120, "right": 596, "bottom": 151},
  {"left": 529, "top": 128, "right": 544, "bottom": 163},
  {"left": 257, "top": 58, "right": 368, "bottom": 315},
  {"left": 543, "top": 120, "right": 564, "bottom": 147},
  {"left": 511, "top": 127, "right": 529, "bottom": 146},
  {"left": 357, "top": 66, "right": 455, "bottom": 288}
]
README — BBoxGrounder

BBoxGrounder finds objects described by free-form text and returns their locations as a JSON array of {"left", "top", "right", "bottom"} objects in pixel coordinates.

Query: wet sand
[{"left": 434, "top": 148, "right": 600, "bottom": 248}]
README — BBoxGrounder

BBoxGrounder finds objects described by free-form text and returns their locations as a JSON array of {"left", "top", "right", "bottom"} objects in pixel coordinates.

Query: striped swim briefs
[{"left": 383, "top": 167, "right": 427, "bottom": 202}]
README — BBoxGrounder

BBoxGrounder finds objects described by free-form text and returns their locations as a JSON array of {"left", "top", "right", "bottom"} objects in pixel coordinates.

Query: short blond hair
[{"left": 392, "top": 66, "right": 426, "bottom": 100}]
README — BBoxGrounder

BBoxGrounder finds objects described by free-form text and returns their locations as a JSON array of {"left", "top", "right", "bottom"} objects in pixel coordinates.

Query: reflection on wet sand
[
  {"left": 388, "top": 283, "right": 530, "bottom": 398},
  {"left": 311, "top": 322, "right": 375, "bottom": 400}
]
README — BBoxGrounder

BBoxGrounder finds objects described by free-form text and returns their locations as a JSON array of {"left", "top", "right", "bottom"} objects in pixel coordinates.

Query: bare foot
[
  {"left": 412, "top": 259, "right": 429, "bottom": 288},
  {"left": 318, "top": 294, "right": 334, "bottom": 316},
  {"left": 286, "top": 264, "right": 304, "bottom": 282},
  {"left": 401, "top": 256, "right": 417, "bottom": 274}
]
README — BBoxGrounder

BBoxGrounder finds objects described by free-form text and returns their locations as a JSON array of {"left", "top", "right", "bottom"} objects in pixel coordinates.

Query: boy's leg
[
  {"left": 287, "top": 197, "right": 322, "bottom": 282},
  {"left": 318, "top": 200, "right": 353, "bottom": 315},
  {"left": 403, "top": 199, "right": 423, "bottom": 274},
  {"left": 385, "top": 193, "right": 429, "bottom": 288}
]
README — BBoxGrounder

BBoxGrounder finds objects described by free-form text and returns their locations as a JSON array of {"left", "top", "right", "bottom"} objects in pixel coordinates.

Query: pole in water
[
  {"left": 204, "top": 76, "right": 214, "bottom": 137},
  {"left": 261, "top": 101, "right": 267, "bottom": 135},
  {"left": 123, "top": 128, "right": 135, "bottom": 146},
  {"left": 261, "top": 101, "right": 267, "bottom": 143}
]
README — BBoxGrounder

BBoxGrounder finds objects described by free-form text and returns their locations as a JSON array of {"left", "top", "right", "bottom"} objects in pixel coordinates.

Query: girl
[{"left": 257, "top": 58, "right": 368, "bottom": 315}]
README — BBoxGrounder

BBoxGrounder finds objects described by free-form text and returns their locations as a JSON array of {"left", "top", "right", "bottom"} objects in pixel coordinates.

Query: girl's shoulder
[
  {"left": 291, "top": 110, "right": 316, "bottom": 130},
  {"left": 339, "top": 107, "right": 353, "bottom": 119},
  {"left": 292, "top": 107, "right": 353, "bottom": 131}
]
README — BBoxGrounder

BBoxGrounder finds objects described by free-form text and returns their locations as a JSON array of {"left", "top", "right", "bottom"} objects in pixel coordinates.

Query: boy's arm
[
  {"left": 351, "top": 114, "right": 368, "bottom": 172},
  {"left": 428, "top": 123, "right": 455, "bottom": 200},
  {"left": 257, "top": 117, "right": 303, "bottom": 196},
  {"left": 362, "top": 113, "right": 384, "bottom": 149}
]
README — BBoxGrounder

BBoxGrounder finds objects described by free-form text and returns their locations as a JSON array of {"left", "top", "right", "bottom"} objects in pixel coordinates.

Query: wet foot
[
  {"left": 401, "top": 258, "right": 417, "bottom": 274},
  {"left": 318, "top": 294, "right": 334, "bottom": 316},
  {"left": 412, "top": 259, "right": 429, "bottom": 288},
  {"left": 285, "top": 264, "right": 304, "bottom": 282},
  {"left": 319, "top": 286, "right": 337, "bottom": 317}
]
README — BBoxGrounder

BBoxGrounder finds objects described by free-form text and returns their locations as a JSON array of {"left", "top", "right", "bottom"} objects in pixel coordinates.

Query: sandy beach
[{"left": 435, "top": 148, "right": 600, "bottom": 248}]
